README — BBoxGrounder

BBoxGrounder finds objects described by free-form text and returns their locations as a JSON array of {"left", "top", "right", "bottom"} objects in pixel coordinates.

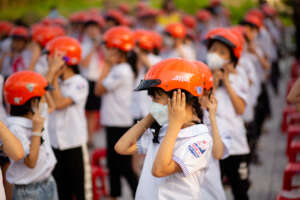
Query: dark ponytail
[
  {"left": 150, "top": 121, "right": 161, "bottom": 144},
  {"left": 125, "top": 50, "right": 138, "bottom": 78},
  {"left": 191, "top": 96, "right": 203, "bottom": 123}
]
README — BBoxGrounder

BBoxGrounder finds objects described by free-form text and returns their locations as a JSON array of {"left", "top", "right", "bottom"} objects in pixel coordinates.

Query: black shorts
[{"left": 85, "top": 80, "right": 101, "bottom": 111}]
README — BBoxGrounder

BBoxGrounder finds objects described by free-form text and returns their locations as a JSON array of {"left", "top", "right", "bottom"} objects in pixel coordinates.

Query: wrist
[{"left": 32, "top": 131, "right": 42, "bottom": 137}]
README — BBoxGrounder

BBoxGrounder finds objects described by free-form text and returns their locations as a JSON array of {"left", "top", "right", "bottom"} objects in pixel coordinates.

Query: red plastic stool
[
  {"left": 276, "top": 191, "right": 300, "bottom": 200},
  {"left": 291, "top": 60, "right": 300, "bottom": 79},
  {"left": 289, "top": 141, "right": 300, "bottom": 163},
  {"left": 286, "top": 125, "right": 300, "bottom": 155},
  {"left": 282, "top": 106, "right": 297, "bottom": 133},
  {"left": 283, "top": 163, "right": 300, "bottom": 190},
  {"left": 91, "top": 149, "right": 108, "bottom": 200}
]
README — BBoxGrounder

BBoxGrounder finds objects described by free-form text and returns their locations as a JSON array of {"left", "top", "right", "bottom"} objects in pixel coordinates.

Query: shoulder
[{"left": 111, "top": 63, "right": 133, "bottom": 76}]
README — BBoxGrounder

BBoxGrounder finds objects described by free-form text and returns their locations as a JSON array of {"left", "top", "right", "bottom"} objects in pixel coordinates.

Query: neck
[{"left": 62, "top": 69, "right": 75, "bottom": 80}]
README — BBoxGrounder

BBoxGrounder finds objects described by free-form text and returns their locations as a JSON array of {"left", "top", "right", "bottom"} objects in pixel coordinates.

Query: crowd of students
[{"left": 0, "top": 0, "right": 285, "bottom": 199}]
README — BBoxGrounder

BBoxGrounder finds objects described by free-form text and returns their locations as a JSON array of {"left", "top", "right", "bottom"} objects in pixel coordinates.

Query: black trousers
[
  {"left": 52, "top": 146, "right": 92, "bottom": 200},
  {"left": 220, "top": 154, "right": 250, "bottom": 200},
  {"left": 105, "top": 126, "right": 138, "bottom": 198}
]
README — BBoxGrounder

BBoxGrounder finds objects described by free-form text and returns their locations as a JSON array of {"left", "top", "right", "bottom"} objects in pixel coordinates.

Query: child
[
  {"left": 45, "top": 36, "right": 92, "bottom": 200},
  {"left": 0, "top": 26, "right": 31, "bottom": 78},
  {"left": 80, "top": 15, "right": 105, "bottom": 146},
  {"left": 4, "top": 71, "right": 58, "bottom": 200},
  {"left": 94, "top": 26, "right": 138, "bottom": 200},
  {"left": 205, "top": 28, "right": 250, "bottom": 200},
  {"left": 194, "top": 61, "right": 231, "bottom": 200},
  {"left": 115, "top": 58, "right": 213, "bottom": 200}
]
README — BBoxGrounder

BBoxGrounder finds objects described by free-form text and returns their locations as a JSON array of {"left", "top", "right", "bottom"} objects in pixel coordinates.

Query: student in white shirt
[
  {"left": 194, "top": 61, "right": 231, "bottom": 200},
  {"left": 45, "top": 36, "right": 92, "bottom": 200},
  {"left": 205, "top": 28, "right": 251, "bottom": 200},
  {"left": 115, "top": 58, "right": 213, "bottom": 200},
  {"left": 94, "top": 26, "right": 138, "bottom": 200},
  {"left": 80, "top": 16, "right": 105, "bottom": 146},
  {"left": 0, "top": 26, "right": 31, "bottom": 78},
  {"left": 3, "top": 71, "right": 58, "bottom": 200}
]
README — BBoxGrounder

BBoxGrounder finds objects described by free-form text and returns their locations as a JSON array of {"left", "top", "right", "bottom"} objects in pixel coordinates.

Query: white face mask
[
  {"left": 150, "top": 102, "right": 168, "bottom": 126},
  {"left": 206, "top": 52, "right": 228, "bottom": 70}
]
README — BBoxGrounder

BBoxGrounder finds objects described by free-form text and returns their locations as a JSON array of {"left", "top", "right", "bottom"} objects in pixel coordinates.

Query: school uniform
[
  {"left": 215, "top": 72, "right": 251, "bottom": 200},
  {"left": 80, "top": 36, "right": 104, "bottom": 111},
  {"left": 131, "top": 54, "right": 161, "bottom": 121},
  {"left": 35, "top": 55, "right": 48, "bottom": 76},
  {"left": 1, "top": 49, "right": 32, "bottom": 78},
  {"left": 5, "top": 116, "right": 58, "bottom": 200},
  {"left": 48, "top": 74, "right": 92, "bottom": 200},
  {"left": 135, "top": 124, "right": 212, "bottom": 200},
  {"left": 101, "top": 62, "right": 138, "bottom": 197},
  {"left": 162, "top": 45, "right": 196, "bottom": 61},
  {"left": 199, "top": 111, "right": 231, "bottom": 200}
]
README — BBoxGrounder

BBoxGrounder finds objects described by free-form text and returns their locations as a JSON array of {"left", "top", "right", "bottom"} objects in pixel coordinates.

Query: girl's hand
[
  {"left": 48, "top": 50, "right": 65, "bottom": 73},
  {"left": 32, "top": 107, "right": 45, "bottom": 133},
  {"left": 168, "top": 90, "right": 186, "bottom": 126},
  {"left": 207, "top": 94, "right": 218, "bottom": 116}
]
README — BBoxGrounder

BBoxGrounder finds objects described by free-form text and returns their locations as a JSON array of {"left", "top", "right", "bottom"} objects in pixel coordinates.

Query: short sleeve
[
  {"left": 172, "top": 135, "right": 212, "bottom": 177},
  {"left": 216, "top": 117, "right": 231, "bottom": 159},
  {"left": 9, "top": 126, "right": 30, "bottom": 157},
  {"left": 230, "top": 74, "right": 249, "bottom": 104},
  {"left": 81, "top": 42, "right": 91, "bottom": 59},
  {"left": 65, "top": 78, "right": 88, "bottom": 104},
  {"left": 102, "top": 66, "right": 129, "bottom": 91},
  {"left": 136, "top": 129, "right": 153, "bottom": 155}
]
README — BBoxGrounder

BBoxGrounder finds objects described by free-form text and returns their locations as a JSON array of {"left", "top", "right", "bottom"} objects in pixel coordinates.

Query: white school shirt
[
  {"left": 0, "top": 168, "right": 5, "bottom": 200},
  {"left": 135, "top": 124, "right": 212, "bottom": 200},
  {"left": 200, "top": 111, "right": 231, "bottom": 200},
  {"left": 1, "top": 49, "right": 32, "bottom": 77},
  {"left": 5, "top": 117, "right": 57, "bottom": 185},
  {"left": 80, "top": 36, "right": 103, "bottom": 81},
  {"left": 48, "top": 75, "right": 88, "bottom": 150},
  {"left": 131, "top": 54, "right": 161, "bottom": 119},
  {"left": 0, "top": 75, "right": 7, "bottom": 121},
  {"left": 101, "top": 63, "right": 134, "bottom": 127},
  {"left": 0, "top": 38, "right": 11, "bottom": 54},
  {"left": 215, "top": 72, "right": 250, "bottom": 155},
  {"left": 35, "top": 55, "right": 48, "bottom": 76}
]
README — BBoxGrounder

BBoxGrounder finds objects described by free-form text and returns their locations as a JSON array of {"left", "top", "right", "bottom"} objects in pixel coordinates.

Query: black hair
[
  {"left": 147, "top": 87, "right": 203, "bottom": 143},
  {"left": 117, "top": 49, "right": 138, "bottom": 78},
  {"left": 84, "top": 20, "right": 101, "bottom": 29},
  {"left": 153, "top": 47, "right": 160, "bottom": 56},
  {"left": 105, "top": 16, "right": 121, "bottom": 26},
  {"left": 207, "top": 39, "right": 238, "bottom": 67},
  {"left": 67, "top": 64, "right": 80, "bottom": 74},
  {"left": 10, "top": 97, "right": 40, "bottom": 116}
]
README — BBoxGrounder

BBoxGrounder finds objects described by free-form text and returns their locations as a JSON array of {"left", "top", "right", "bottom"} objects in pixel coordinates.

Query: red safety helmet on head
[
  {"left": 32, "top": 25, "right": 65, "bottom": 47},
  {"left": 165, "top": 23, "right": 186, "bottom": 39},
  {"left": 247, "top": 9, "right": 264, "bottom": 20},
  {"left": 118, "top": 3, "right": 131, "bottom": 14},
  {"left": 230, "top": 26, "right": 245, "bottom": 47},
  {"left": 134, "top": 29, "right": 154, "bottom": 51},
  {"left": 261, "top": 4, "right": 277, "bottom": 17},
  {"left": 242, "top": 14, "right": 263, "bottom": 29},
  {"left": 4, "top": 71, "right": 49, "bottom": 105},
  {"left": 150, "top": 31, "right": 163, "bottom": 50},
  {"left": 210, "top": 0, "right": 221, "bottom": 7},
  {"left": 182, "top": 15, "right": 196, "bottom": 29},
  {"left": 69, "top": 11, "right": 89, "bottom": 23},
  {"left": 103, "top": 26, "right": 135, "bottom": 52},
  {"left": 193, "top": 61, "right": 213, "bottom": 91},
  {"left": 138, "top": 8, "right": 159, "bottom": 18},
  {"left": 135, "top": 58, "right": 204, "bottom": 97},
  {"left": 85, "top": 15, "right": 106, "bottom": 28},
  {"left": 10, "top": 26, "right": 29, "bottom": 39},
  {"left": 0, "top": 21, "right": 13, "bottom": 36},
  {"left": 196, "top": 10, "right": 212, "bottom": 22},
  {"left": 106, "top": 9, "right": 124, "bottom": 25},
  {"left": 46, "top": 36, "right": 82, "bottom": 65},
  {"left": 205, "top": 28, "right": 243, "bottom": 60}
]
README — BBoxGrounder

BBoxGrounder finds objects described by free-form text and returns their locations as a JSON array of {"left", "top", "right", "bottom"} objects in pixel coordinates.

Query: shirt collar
[{"left": 7, "top": 116, "right": 32, "bottom": 129}]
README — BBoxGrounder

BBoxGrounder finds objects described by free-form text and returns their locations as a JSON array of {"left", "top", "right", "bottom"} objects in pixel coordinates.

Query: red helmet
[
  {"left": 247, "top": 9, "right": 264, "bottom": 20},
  {"left": 193, "top": 61, "right": 213, "bottom": 91},
  {"left": 0, "top": 21, "right": 13, "bottom": 36},
  {"left": 135, "top": 58, "right": 204, "bottom": 97},
  {"left": 150, "top": 31, "right": 163, "bottom": 50},
  {"left": 32, "top": 25, "right": 65, "bottom": 47},
  {"left": 118, "top": 3, "right": 131, "bottom": 14},
  {"left": 230, "top": 26, "right": 245, "bottom": 47},
  {"left": 69, "top": 11, "right": 89, "bottom": 23},
  {"left": 85, "top": 15, "right": 106, "bottom": 28},
  {"left": 210, "top": 0, "right": 221, "bottom": 7},
  {"left": 46, "top": 36, "right": 82, "bottom": 65},
  {"left": 103, "top": 26, "right": 135, "bottom": 52},
  {"left": 205, "top": 28, "right": 243, "bottom": 60},
  {"left": 182, "top": 15, "right": 196, "bottom": 29},
  {"left": 10, "top": 26, "right": 29, "bottom": 39},
  {"left": 134, "top": 30, "right": 154, "bottom": 51},
  {"left": 4, "top": 71, "right": 49, "bottom": 105},
  {"left": 261, "top": 4, "right": 277, "bottom": 17},
  {"left": 138, "top": 8, "right": 159, "bottom": 18},
  {"left": 106, "top": 9, "right": 124, "bottom": 25},
  {"left": 196, "top": 10, "right": 212, "bottom": 22},
  {"left": 165, "top": 23, "right": 186, "bottom": 39},
  {"left": 242, "top": 14, "right": 263, "bottom": 29}
]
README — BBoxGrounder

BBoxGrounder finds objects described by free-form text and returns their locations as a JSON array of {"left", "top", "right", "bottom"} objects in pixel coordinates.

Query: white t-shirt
[
  {"left": 6, "top": 117, "right": 57, "bottom": 185},
  {"left": 0, "top": 168, "right": 5, "bottom": 200},
  {"left": 0, "top": 75, "right": 7, "bottom": 121},
  {"left": 49, "top": 75, "right": 88, "bottom": 150},
  {"left": 200, "top": 111, "right": 231, "bottom": 200},
  {"left": 80, "top": 37, "right": 103, "bottom": 81},
  {"left": 1, "top": 49, "right": 32, "bottom": 77},
  {"left": 0, "top": 38, "right": 11, "bottom": 54},
  {"left": 131, "top": 54, "right": 161, "bottom": 120},
  {"left": 101, "top": 63, "right": 134, "bottom": 127},
  {"left": 162, "top": 45, "right": 196, "bottom": 61},
  {"left": 135, "top": 124, "right": 212, "bottom": 200},
  {"left": 214, "top": 72, "right": 250, "bottom": 155},
  {"left": 35, "top": 55, "right": 48, "bottom": 76}
]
